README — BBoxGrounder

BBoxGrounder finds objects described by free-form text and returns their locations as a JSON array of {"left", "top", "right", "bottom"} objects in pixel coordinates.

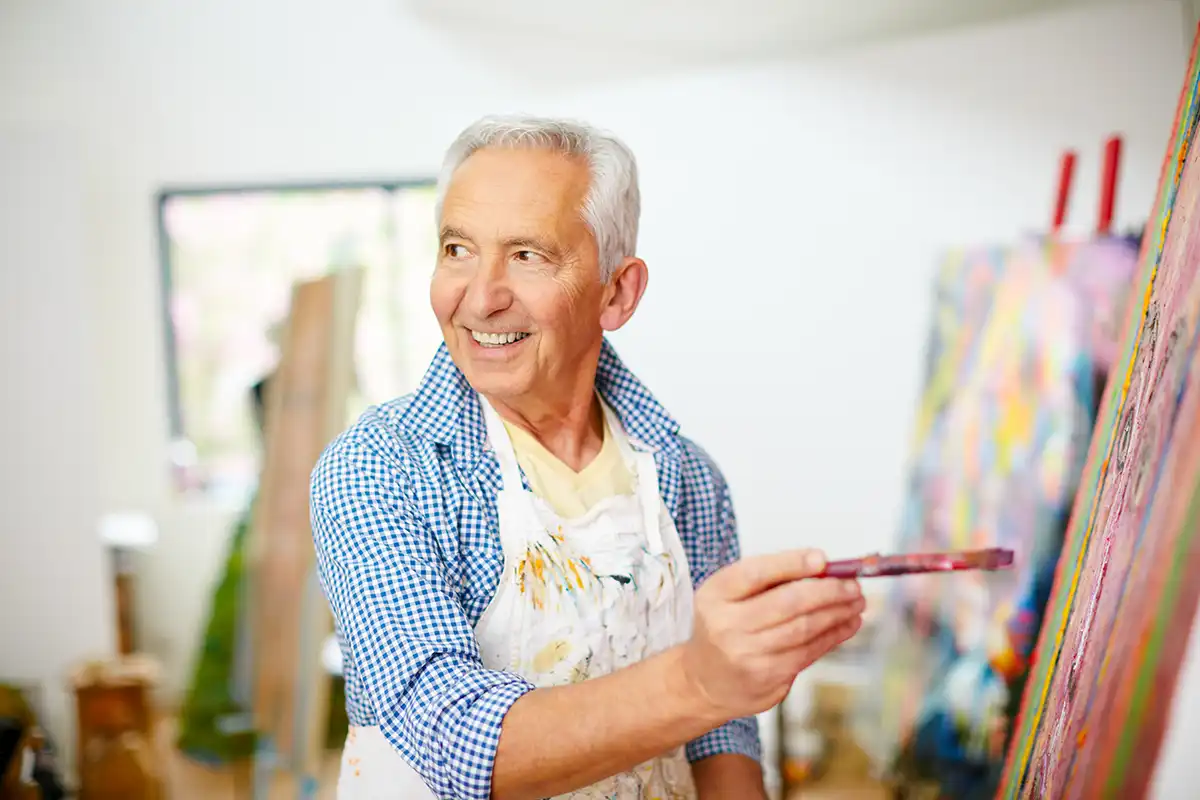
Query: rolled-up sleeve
[
  {"left": 685, "top": 456, "right": 763, "bottom": 764},
  {"left": 310, "top": 437, "right": 534, "bottom": 800},
  {"left": 686, "top": 716, "right": 762, "bottom": 763}
]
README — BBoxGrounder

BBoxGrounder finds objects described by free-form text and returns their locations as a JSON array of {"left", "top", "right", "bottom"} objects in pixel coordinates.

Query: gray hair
[{"left": 434, "top": 115, "right": 641, "bottom": 281}]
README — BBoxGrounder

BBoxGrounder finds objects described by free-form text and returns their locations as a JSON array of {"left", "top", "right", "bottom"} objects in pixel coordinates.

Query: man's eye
[
  {"left": 445, "top": 244, "right": 468, "bottom": 258},
  {"left": 514, "top": 250, "right": 543, "bottom": 263}
]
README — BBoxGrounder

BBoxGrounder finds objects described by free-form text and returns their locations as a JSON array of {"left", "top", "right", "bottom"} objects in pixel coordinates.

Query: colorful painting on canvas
[
  {"left": 864, "top": 235, "right": 1138, "bottom": 797},
  {"left": 1000, "top": 28, "right": 1200, "bottom": 799},
  {"left": 862, "top": 245, "right": 1006, "bottom": 776}
]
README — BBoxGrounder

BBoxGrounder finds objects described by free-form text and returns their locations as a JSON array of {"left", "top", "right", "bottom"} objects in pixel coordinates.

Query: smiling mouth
[{"left": 470, "top": 330, "right": 530, "bottom": 348}]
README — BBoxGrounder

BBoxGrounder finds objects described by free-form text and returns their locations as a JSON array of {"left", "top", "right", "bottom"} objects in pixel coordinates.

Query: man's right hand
[
  {"left": 488, "top": 548, "right": 863, "bottom": 799},
  {"left": 682, "top": 549, "right": 865, "bottom": 720}
]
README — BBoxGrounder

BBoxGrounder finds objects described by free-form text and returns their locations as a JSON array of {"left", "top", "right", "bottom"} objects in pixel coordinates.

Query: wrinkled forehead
[{"left": 439, "top": 146, "right": 592, "bottom": 238}]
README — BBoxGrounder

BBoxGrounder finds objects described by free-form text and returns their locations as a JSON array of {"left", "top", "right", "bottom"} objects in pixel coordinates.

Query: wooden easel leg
[
  {"left": 253, "top": 737, "right": 275, "bottom": 800},
  {"left": 294, "top": 569, "right": 333, "bottom": 799}
]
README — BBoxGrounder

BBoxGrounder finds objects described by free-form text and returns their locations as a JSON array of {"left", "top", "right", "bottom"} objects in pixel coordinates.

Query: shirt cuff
[
  {"left": 385, "top": 668, "right": 536, "bottom": 800},
  {"left": 686, "top": 716, "right": 762, "bottom": 763}
]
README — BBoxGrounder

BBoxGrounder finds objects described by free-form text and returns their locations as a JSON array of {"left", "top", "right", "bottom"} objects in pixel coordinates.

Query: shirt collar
[{"left": 400, "top": 337, "right": 681, "bottom": 470}]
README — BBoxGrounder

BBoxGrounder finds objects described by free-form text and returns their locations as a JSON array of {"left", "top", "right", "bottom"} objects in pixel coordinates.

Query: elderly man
[{"left": 311, "top": 116, "right": 866, "bottom": 800}]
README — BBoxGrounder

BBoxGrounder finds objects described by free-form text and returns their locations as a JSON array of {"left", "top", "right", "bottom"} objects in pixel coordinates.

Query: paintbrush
[{"left": 818, "top": 547, "right": 1015, "bottom": 579}]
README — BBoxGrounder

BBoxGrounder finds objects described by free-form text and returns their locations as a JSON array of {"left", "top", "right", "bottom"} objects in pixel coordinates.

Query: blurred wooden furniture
[
  {"left": 0, "top": 682, "right": 44, "bottom": 800},
  {"left": 0, "top": 727, "right": 41, "bottom": 800},
  {"left": 112, "top": 550, "right": 137, "bottom": 655},
  {"left": 249, "top": 269, "right": 362, "bottom": 797},
  {"left": 70, "top": 656, "right": 164, "bottom": 800},
  {"left": 98, "top": 513, "right": 159, "bottom": 656}
]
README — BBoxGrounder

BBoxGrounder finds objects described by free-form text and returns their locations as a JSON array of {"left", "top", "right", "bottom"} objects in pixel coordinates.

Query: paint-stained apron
[{"left": 336, "top": 397, "right": 698, "bottom": 799}]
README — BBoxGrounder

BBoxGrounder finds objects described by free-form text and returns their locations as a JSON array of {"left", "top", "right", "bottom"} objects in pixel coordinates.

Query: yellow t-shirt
[{"left": 502, "top": 410, "right": 635, "bottom": 519}]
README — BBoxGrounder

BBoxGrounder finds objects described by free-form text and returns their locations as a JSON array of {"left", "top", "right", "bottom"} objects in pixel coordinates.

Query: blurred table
[{"left": 70, "top": 655, "right": 164, "bottom": 799}]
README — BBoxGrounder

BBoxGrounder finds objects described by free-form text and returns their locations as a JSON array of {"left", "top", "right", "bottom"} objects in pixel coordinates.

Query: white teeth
[{"left": 471, "top": 330, "right": 530, "bottom": 347}]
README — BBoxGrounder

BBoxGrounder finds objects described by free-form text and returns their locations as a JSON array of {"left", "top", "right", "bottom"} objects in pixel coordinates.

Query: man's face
[{"left": 431, "top": 146, "right": 610, "bottom": 403}]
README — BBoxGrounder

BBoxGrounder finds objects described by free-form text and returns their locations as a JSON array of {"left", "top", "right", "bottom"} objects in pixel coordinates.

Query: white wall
[
  {"left": 534, "top": 2, "right": 1186, "bottom": 562},
  {"left": 1186, "top": 0, "right": 1200, "bottom": 38},
  {"left": 0, "top": 0, "right": 546, "bottom": 731},
  {"left": 0, "top": 128, "right": 114, "bottom": 774},
  {"left": 1153, "top": 609, "right": 1200, "bottom": 798},
  {"left": 0, "top": 0, "right": 1191, "bottom": 759}
]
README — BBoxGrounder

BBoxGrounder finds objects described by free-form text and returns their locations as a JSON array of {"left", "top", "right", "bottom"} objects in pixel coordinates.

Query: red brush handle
[
  {"left": 821, "top": 559, "right": 865, "bottom": 579},
  {"left": 819, "top": 548, "right": 1014, "bottom": 578}
]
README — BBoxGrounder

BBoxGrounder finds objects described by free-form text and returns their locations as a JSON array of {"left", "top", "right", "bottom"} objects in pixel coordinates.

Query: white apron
[{"left": 336, "top": 397, "right": 698, "bottom": 799}]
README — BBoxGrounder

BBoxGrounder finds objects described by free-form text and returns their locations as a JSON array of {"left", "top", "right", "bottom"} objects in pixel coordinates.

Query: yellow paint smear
[{"left": 531, "top": 639, "right": 570, "bottom": 673}]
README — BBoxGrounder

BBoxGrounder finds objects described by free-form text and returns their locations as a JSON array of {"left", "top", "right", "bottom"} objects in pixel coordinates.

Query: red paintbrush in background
[{"left": 819, "top": 547, "right": 1015, "bottom": 579}]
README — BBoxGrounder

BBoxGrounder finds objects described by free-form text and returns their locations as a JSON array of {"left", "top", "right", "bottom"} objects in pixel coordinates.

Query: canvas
[
  {"left": 1000, "top": 27, "right": 1200, "bottom": 799},
  {"left": 861, "top": 246, "right": 1007, "bottom": 775},
  {"left": 865, "top": 233, "right": 1139, "bottom": 797}
]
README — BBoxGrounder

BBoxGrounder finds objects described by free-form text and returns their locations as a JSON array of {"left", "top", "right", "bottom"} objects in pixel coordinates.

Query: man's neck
[{"left": 487, "top": 385, "right": 605, "bottom": 472}]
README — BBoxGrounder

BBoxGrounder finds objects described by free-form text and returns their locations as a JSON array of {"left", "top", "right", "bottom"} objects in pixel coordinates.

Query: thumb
[{"left": 715, "top": 549, "right": 827, "bottom": 600}]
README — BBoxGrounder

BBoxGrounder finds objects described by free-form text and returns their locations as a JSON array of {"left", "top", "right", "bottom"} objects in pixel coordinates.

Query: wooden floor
[
  {"left": 158, "top": 716, "right": 886, "bottom": 800},
  {"left": 158, "top": 717, "right": 339, "bottom": 800},
  {"left": 787, "top": 782, "right": 890, "bottom": 799}
]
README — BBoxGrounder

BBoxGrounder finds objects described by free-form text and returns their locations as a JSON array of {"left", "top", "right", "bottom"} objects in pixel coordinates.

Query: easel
[
  {"left": 1051, "top": 149, "right": 1076, "bottom": 236},
  {"left": 246, "top": 267, "right": 363, "bottom": 800},
  {"left": 1050, "top": 134, "right": 1123, "bottom": 239},
  {"left": 869, "top": 135, "right": 1128, "bottom": 785},
  {"left": 1097, "top": 136, "right": 1122, "bottom": 236}
]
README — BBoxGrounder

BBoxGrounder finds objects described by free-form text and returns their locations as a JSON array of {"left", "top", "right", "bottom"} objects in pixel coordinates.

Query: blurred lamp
[{"left": 98, "top": 512, "right": 159, "bottom": 550}]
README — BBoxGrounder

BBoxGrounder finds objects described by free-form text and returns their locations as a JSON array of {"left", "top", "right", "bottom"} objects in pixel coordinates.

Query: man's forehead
[
  {"left": 446, "top": 147, "right": 588, "bottom": 202},
  {"left": 441, "top": 148, "right": 590, "bottom": 237}
]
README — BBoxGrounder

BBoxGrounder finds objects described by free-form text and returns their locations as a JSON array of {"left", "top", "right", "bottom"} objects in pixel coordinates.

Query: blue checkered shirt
[{"left": 310, "top": 339, "right": 761, "bottom": 799}]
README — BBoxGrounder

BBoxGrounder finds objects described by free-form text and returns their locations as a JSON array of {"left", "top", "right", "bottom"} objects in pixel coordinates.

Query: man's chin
[
  {"left": 466, "top": 376, "right": 531, "bottom": 404},
  {"left": 454, "top": 357, "right": 530, "bottom": 399}
]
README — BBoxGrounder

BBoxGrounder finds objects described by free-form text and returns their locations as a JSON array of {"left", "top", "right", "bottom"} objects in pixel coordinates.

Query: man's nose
[{"left": 462, "top": 255, "right": 512, "bottom": 317}]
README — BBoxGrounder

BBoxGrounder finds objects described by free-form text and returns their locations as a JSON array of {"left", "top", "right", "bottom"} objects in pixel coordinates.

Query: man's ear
[{"left": 599, "top": 257, "right": 649, "bottom": 332}]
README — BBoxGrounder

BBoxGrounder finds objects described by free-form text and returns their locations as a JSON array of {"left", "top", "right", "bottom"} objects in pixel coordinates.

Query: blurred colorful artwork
[
  {"left": 862, "top": 233, "right": 1139, "bottom": 797},
  {"left": 861, "top": 246, "right": 1005, "bottom": 786},
  {"left": 1001, "top": 28, "right": 1200, "bottom": 799},
  {"left": 158, "top": 183, "right": 441, "bottom": 503}
]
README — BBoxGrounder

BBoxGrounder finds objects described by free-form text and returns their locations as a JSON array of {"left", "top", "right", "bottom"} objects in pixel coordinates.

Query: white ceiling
[{"left": 402, "top": 0, "right": 1146, "bottom": 84}]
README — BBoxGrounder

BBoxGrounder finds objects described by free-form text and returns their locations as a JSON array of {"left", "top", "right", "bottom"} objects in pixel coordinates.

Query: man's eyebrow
[
  {"left": 504, "top": 236, "right": 565, "bottom": 260},
  {"left": 439, "top": 226, "right": 470, "bottom": 244}
]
